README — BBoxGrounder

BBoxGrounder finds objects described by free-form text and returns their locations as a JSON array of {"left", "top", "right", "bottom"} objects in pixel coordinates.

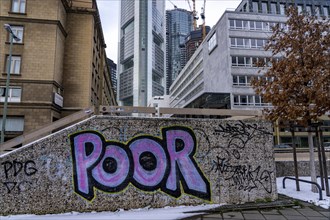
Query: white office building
[
  {"left": 169, "top": 0, "right": 330, "bottom": 146},
  {"left": 170, "top": 0, "right": 329, "bottom": 110}
]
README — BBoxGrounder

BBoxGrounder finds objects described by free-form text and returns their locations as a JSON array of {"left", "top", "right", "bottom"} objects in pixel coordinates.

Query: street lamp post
[{"left": 1, "top": 24, "right": 20, "bottom": 143}]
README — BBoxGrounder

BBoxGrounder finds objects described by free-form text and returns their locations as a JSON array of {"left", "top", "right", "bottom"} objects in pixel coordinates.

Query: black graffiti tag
[
  {"left": 214, "top": 120, "right": 272, "bottom": 138},
  {"left": 2, "top": 160, "right": 37, "bottom": 179},
  {"left": 3, "top": 181, "right": 35, "bottom": 194},
  {"left": 1, "top": 160, "right": 38, "bottom": 194},
  {"left": 211, "top": 121, "right": 273, "bottom": 194},
  {"left": 211, "top": 155, "right": 272, "bottom": 193}
]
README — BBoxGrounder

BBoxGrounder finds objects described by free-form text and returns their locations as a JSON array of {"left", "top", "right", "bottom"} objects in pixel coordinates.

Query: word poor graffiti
[{"left": 70, "top": 126, "right": 210, "bottom": 201}]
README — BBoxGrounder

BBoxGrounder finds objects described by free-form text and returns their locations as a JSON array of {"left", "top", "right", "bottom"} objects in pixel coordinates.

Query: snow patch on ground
[
  {"left": 277, "top": 176, "right": 330, "bottom": 209},
  {"left": 1, "top": 204, "right": 221, "bottom": 220}
]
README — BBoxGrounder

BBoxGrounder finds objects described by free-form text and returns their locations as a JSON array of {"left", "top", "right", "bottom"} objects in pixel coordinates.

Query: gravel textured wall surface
[{"left": 0, "top": 116, "right": 276, "bottom": 215}]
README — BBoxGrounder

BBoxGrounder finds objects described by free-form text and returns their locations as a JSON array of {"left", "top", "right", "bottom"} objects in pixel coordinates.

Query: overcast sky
[{"left": 96, "top": 0, "right": 241, "bottom": 62}]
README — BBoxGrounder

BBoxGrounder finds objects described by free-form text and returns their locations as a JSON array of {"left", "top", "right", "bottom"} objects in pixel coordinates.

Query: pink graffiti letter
[
  {"left": 164, "top": 128, "right": 210, "bottom": 200},
  {"left": 71, "top": 132, "right": 103, "bottom": 200}
]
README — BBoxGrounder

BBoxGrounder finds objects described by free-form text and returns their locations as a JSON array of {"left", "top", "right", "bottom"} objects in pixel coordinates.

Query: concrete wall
[
  {"left": 0, "top": 116, "right": 276, "bottom": 215},
  {"left": 276, "top": 161, "right": 330, "bottom": 177}
]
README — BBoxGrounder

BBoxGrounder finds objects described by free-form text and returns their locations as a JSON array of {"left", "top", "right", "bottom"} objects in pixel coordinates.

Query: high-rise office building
[
  {"left": 166, "top": 8, "right": 193, "bottom": 94},
  {"left": 107, "top": 58, "right": 117, "bottom": 99},
  {"left": 0, "top": 0, "right": 117, "bottom": 141},
  {"left": 185, "top": 26, "right": 211, "bottom": 62},
  {"left": 118, "top": 0, "right": 166, "bottom": 106}
]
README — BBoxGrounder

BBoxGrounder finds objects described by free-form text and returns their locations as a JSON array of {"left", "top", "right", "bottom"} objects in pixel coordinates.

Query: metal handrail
[
  {"left": 0, "top": 106, "right": 95, "bottom": 154},
  {"left": 99, "top": 105, "right": 262, "bottom": 118},
  {"left": 282, "top": 176, "right": 323, "bottom": 200},
  {"left": 99, "top": 106, "right": 157, "bottom": 115},
  {"left": 158, "top": 107, "right": 262, "bottom": 117}
]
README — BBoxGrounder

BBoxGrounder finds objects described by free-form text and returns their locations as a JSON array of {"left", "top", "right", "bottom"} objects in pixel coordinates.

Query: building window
[
  {"left": 208, "top": 32, "right": 217, "bottom": 52},
  {"left": 237, "top": 56, "right": 245, "bottom": 66},
  {"left": 236, "top": 38, "right": 244, "bottom": 47},
  {"left": 235, "top": 20, "right": 243, "bottom": 29},
  {"left": 11, "top": 0, "right": 26, "bottom": 13},
  {"left": 229, "top": 20, "right": 246, "bottom": 29},
  {"left": 0, "top": 117, "right": 24, "bottom": 132},
  {"left": 230, "top": 37, "right": 267, "bottom": 49},
  {"left": 0, "top": 87, "right": 22, "bottom": 102},
  {"left": 229, "top": 20, "right": 235, "bottom": 28},
  {"left": 123, "top": 21, "right": 134, "bottom": 35},
  {"left": 251, "top": 39, "right": 259, "bottom": 48},
  {"left": 255, "top": 21, "right": 262, "bottom": 30},
  {"left": 6, "top": 55, "right": 21, "bottom": 74},
  {"left": 229, "top": 20, "right": 276, "bottom": 31},
  {"left": 231, "top": 56, "right": 253, "bottom": 67},
  {"left": 255, "top": 96, "right": 261, "bottom": 106},
  {"left": 305, "top": 5, "right": 312, "bottom": 15},
  {"left": 232, "top": 56, "right": 272, "bottom": 67},
  {"left": 230, "top": 38, "right": 235, "bottom": 47},
  {"left": 9, "top": 26, "right": 24, "bottom": 43},
  {"left": 242, "top": 4, "right": 248, "bottom": 12},
  {"left": 233, "top": 94, "right": 270, "bottom": 106},
  {"left": 239, "top": 76, "right": 246, "bottom": 86},
  {"left": 249, "top": 21, "right": 256, "bottom": 30},
  {"left": 256, "top": 39, "right": 264, "bottom": 48},
  {"left": 297, "top": 5, "right": 303, "bottom": 14},
  {"left": 240, "top": 95, "right": 247, "bottom": 105},
  {"left": 270, "top": 3, "right": 277, "bottom": 14},
  {"left": 229, "top": 19, "right": 279, "bottom": 32},
  {"left": 244, "top": 38, "right": 250, "bottom": 48},
  {"left": 315, "top": 6, "right": 321, "bottom": 17},
  {"left": 250, "top": 21, "right": 265, "bottom": 30},
  {"left": 232, "top": 75, "right": 252, "bottom": 86},
  {"left": 233, "top": 75, "right": 238, "bottom": 85},
  {"left": 280, "top": 3, "right": 285, "bottom": 15},
  {"left": 252, "top": 1, "right": 259, "bottom": 13},
  {"left": 323, "top": 6, "right": 329, "bottom": 17},
  {"left": 243, "top": 20, "right": 249, "bottom": 29},
  {"left": 261, "top": 2, "right": 268, "bottom": 13}
]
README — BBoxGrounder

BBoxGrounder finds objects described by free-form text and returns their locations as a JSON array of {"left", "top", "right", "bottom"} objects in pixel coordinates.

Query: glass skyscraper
[
  {"left": 166, "top": 8, "right": 193, "bottom": 94},
  {"left": 118, "top": 0, "right": 166, "bottom": 106}
]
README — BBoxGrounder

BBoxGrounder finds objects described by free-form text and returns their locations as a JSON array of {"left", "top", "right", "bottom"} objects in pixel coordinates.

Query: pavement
[{"left": 182, "top": 194, "right": 330, "bottom": 220}]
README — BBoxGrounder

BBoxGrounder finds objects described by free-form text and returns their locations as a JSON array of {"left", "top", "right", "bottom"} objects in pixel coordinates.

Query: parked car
[
  {"left": 324, "top": 142, "right": 330, "bottom": 151},
  {"left": 274, "top": 144, "right": 291, "bottom": 148}
]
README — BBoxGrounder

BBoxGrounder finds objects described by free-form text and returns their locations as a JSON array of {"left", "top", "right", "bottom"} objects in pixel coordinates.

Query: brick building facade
[{"left": 0, "top": 0, "right": 117, "bottom": 141}]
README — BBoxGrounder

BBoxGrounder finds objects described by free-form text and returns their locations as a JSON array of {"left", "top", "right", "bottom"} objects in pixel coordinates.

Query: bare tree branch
[{"left": 252, "top": 6, "right": 330, "bottom": 126}]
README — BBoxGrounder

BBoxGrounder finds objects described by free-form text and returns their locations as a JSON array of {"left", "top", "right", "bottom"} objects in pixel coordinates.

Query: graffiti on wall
[
  {"left": 70, "top": 126, "right": 211, "bottom": 201},
  {"left": 1, "top": 160, "right": 38, "bottom": 194},
  {"left": 211, "top": 121, "right": 273, "bottom": 193},
  {"left": 211, "top": 154, "right": 272, "bottom": 193}
]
